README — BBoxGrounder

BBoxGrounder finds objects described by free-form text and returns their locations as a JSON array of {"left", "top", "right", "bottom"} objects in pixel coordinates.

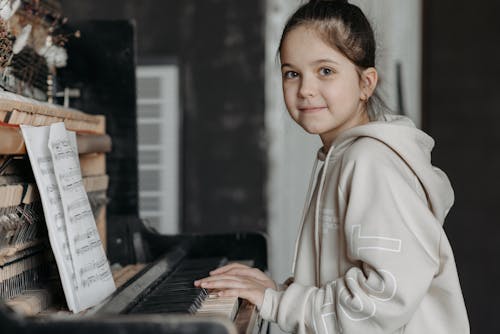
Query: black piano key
[{"left": 128, "top": 256, "right": 227, "bottom": 315}]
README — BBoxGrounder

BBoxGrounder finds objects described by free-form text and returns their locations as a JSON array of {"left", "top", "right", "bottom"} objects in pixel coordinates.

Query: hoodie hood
[{"left": 318, "top": 114, "right": 454, "bottom": 224}]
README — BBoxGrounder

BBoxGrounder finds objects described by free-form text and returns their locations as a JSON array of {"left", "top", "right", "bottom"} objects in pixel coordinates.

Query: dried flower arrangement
[
  {"left": 0, "top": 20, "right": 13, "bottom": 69},
  {"left": 0, "top": 0, "right": 78, "bottom": 101}
]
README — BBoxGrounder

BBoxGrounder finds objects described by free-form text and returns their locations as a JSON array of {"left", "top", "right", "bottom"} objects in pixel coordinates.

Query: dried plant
[{"left": 0, "top": 20, "right": 13, "bottom": 69}]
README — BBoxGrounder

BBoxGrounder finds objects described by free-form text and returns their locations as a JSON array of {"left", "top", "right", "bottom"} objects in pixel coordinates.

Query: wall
[
  {"left": 423, "top": 1, "right": 500, "bottom": 332},
  {"left": 352, "top": 0, "right": 422, "bottom": 126},
  {"left": 60, "top": 0, "right": 267, "bottom": 234},
  {"left": 60, "top": 0, "right": 181, "bottom": 59}
]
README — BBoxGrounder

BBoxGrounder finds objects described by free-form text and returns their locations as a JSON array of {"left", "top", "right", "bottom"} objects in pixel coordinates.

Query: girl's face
[{"left": 280, "top": 25, "right": 374, "bottom": 148}]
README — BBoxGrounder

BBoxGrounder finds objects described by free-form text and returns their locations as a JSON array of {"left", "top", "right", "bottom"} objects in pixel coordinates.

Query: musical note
[
  {"left": 67, "top": 198, "right": 87, "bottom": 212},
  {"left": 62, "top": 180, "right": 83, "bottom": 192},
  {"left": 62, "top": 241, "right": 72, "bottom": 261},
  {"left": 51, "top": 139, "right": 71, "bottom": 151},
  {"left": 76, "top": 244, "right": 90, "bottom": 255},
  {"left": 75, "top": 238, "right": 101, "bottom": 255},
  {"left": 81, "top": 274, "right": 101, "bottom": 288},
  {"left": 41, "top": 166, "right": 54, "bottom": 175},
  {"left": 98, "top": 269, "right": 112, "bottom": 281},
  {"left": 89, "top": 239, "right": 101, "bottom": 249},
  {"left": 46, "top": 184, "right": 58, "bottom": 193},
  {"left": 54, "top": 212, "right": 66, "bottom": 232},
  {"left": 60, "top": 169, "right": 81, "bottom": 181},
  {"left": 37, "top": 157, "right": 52, "bottom": 164},
  {"left": 69, "top": 210, "right": 93, "bottom": 224},
  {"left": 72, "top": 273, "right": 79, "bottom": 290},
  {"left": 79, "top": 258, "right": 108, "bottom": 276},
  {"left": 49, "top": 195, "right": 62, "bottom": 205},
  {"left": 53, "top": 150, "right": 77, "bottom": 161},
  {"left": 73, "top": 228, "right": 96, "bottom": 244}
]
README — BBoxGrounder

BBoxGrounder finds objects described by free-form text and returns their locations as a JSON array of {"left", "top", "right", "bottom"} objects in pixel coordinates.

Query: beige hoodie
[{"left": 260, "top": 115, "right": 469, "bottom": 334}]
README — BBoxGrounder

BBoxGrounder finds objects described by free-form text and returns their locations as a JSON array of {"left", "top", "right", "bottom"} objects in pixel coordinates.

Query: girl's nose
[{"left": 298, "top": 77, "right": 316, "bottom": 98}]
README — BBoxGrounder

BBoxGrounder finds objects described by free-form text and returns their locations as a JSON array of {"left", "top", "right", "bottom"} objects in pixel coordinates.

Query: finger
[
  {"left": 215, "top": 268, "right": 276, "bottom": 290},
  {"left": 195, "top": 273, "right": 243, "bottom": 285},
  {"left": 210, "top": 263, "right": 251, "bottom": 275},
  {"left": 194, "top": 274, "right": 252, "bottom": 287},
  {"left": 198, "top": 278, "right": 249, "bottom": 290}
]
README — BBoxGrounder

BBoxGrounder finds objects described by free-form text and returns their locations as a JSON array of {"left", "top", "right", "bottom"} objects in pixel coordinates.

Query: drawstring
[
  {"left": 291, "top": 154, "right": 320, "bottom": 275},
  {"left": 314, "top": 145, "right": 334, "bottom": 286},
  {"left": 291, "top": 145, "right": 335, "bottom": 280}
]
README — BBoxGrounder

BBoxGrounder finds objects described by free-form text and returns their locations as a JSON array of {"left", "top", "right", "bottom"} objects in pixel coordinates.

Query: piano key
[
  {"left": 126, "top": 256, "right": 228, "bottom": 315},
  {"left": 195, "top": 293, "right": 239, "bottom": 320}
]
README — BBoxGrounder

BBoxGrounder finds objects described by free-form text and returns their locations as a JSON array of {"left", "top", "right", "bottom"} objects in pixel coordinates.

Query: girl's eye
[
  {"left": 319, "top": 67, "right": 333, "bottom": 76},
  {"left": 283, "top": 71, "right": 299, "bottom": 79}
]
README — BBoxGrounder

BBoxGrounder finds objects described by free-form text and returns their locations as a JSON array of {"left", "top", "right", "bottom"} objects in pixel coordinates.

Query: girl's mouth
[{"left": 298, "top": 106, "right": 327, "bottom": 113}]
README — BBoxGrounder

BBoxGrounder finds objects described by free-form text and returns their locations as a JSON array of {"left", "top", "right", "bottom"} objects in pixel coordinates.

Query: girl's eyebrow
[{"left": 281, "top": 59, "right": 340, "bottom": 69}]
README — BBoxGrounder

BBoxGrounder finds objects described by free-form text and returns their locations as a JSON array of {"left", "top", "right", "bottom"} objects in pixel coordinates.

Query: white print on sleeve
[
  {"left": 363, "top": 269, "right": 397, "bottom": 302},
  {"left": 338, "top": 269, "right": 398, "bottom": 322},
  {"left": 321, "top": 303, "right": 340, "bottom": 334},
  {"left": 315, "top": 284, "right": 341, "bottom": 334},
  {"left": 322, "top": 225, "right": 401, "bottom": 325},
  {"left": 350, "top": 225, "right": 401, "bottom": 257},
  {"left": 339, "top": 281, "right": 376, "bottom": 321}
]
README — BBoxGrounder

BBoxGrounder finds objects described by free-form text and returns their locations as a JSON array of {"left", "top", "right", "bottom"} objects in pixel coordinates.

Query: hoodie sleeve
[{"left": 260, "top": 139, "right": 444, "bottom": 333}]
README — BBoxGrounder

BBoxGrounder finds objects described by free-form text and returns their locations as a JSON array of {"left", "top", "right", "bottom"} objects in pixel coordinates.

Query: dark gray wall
[
  {"left": 423, "top": 1, "right": 500, "bottom": 332},
  {"left": 60, "top": 0, "right": 182, "bottom": 58},
  {"left": 60, "top": 0, "right": 267, "bottom": 234},
  {"left": 59, "top": 21, "right": 138, "bottom": 219}
]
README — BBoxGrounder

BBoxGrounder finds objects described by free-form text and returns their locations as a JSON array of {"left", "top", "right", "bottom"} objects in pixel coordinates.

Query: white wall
[
  {"left": 264, "top": 0, "right": 422, "bottom": 316},
  {"left": 351, "top": 0, "right": 422, "bottom": 126}
]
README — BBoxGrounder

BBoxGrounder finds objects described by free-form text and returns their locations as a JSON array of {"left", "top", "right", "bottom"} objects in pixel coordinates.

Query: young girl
[{"left": 195, "top": 1, "right": 470, "bottom": 333}]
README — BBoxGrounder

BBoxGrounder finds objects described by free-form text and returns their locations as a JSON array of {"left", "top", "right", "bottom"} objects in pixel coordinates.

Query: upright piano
[{"left": 0, "top": 15, "right": 269, "bottom": 334}]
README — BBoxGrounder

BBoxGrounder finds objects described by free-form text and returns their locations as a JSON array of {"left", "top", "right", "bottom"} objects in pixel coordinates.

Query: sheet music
[{"left": 21, "top": 123, "right": 115, "bottom": 313}]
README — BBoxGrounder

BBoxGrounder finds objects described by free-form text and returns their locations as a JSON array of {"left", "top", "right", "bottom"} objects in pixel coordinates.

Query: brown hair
[{"left": 279, "top": 0, "right": 389, "bottom": 120}]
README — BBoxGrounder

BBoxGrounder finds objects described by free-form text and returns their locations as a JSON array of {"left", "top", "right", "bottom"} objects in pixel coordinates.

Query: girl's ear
[{"left": 360, "top": 67, "right": 378, "bottom": 100}]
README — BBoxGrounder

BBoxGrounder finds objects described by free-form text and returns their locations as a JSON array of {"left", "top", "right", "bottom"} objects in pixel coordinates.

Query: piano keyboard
[
  {"left": 111, "top": 260, "right": 240, "bottom": 319},
  {"left": 88, "top": 248, "right": 266, "bottom": 334},
  {"left": 94, "top": 249, "right": 239, "bottom": 319},
  {"left": 128, "top": 257, "right": 230, "bottom": 315}
]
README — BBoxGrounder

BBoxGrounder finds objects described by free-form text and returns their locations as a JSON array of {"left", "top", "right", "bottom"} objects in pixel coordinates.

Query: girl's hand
[
  {"left": 194, "top": 274, "right": 267, "bottom": 308},
  {"left": 194, "top": 263, "right": 276, "bottom": 308},
  {"left": 209, "top": 263, "right": 277, "bottom": 290}
]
